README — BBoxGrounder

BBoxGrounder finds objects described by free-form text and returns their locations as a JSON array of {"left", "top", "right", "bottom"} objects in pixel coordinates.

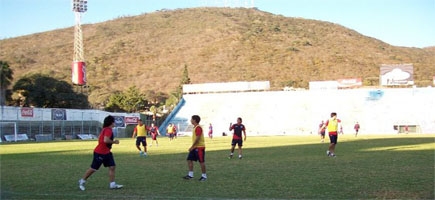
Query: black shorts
[
  {"left": 186, "top": 147, "right": 205, "bottom": 163},
  {"left": 231, "top": 139, "right": 243, "bottom": 147},
  {"left": 329, "top": 135, "right": 338, "bottom": 144},
  {"left": 90, "top": 152, "right": 115, "bottom": 170},
  {"left": 136, "top": 136, "right": 147, "bottom": 146}
]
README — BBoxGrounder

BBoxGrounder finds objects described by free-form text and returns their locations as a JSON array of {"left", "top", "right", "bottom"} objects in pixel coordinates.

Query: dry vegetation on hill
[{"left": 1, "top": 7, "right": 434, "bottom": 107}]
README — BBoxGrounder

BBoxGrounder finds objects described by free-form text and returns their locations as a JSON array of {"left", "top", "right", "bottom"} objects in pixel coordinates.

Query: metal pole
[{"left": 81, "top": 111, "right": 84, "bottom": 134}]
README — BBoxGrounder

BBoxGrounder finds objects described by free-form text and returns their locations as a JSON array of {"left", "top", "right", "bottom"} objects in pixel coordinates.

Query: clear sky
[{"left": 1, "top": 0, "right": 434, "bottom": 48}]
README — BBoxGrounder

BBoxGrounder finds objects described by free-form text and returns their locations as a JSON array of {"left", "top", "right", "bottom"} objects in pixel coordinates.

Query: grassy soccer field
[{"left": 0, "top": 134, "right": 434, "bottom": 199}]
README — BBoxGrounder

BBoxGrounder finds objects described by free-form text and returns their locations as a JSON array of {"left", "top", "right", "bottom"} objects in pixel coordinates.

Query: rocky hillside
[{"left": 1, "top": 7, "right": 434, "bottom": 107}]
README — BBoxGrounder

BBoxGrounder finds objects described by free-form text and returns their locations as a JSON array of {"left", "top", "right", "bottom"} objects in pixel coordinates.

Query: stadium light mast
[{"left": 71, "top": 0, "right": 87, "bottom": 86}]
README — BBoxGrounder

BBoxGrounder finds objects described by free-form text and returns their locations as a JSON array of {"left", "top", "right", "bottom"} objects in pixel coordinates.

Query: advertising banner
[
  {"left": 21, "top": 107, "right": 34, "bottom": 117},
  {"left": 337, "top": 78, "right": 362, "bottom": 89},
  {"left": 52, "top": 109, "right": 67, "bottom": 120},
  {"left": 380, "top": 64, "right": 414, "bottom": 86},
  {"left": 113, "top": 116, "right": 125, "bottom": 127},
  {"left": 125, "top": 116, "right": 139, "bottom": 125}
]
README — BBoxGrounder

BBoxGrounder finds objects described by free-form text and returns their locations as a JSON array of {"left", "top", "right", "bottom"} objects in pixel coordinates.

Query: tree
[
  {"left": 165, "top": 93, "right": 179, "bottom": 110},
  {"left": 104, "top": 86, "right": 148, "bottom": 113},
  {"left": 144, "top": 90, "right": 167, "bottom": 106},
  {"left": 12, "top": 73, "right": 89, "bottom": 108},
  {"left": 0, "top": 61, "right": 14, "bottom": 106},
  {"left": 181, "top": 64, "right": 191, "bottom": 85},
  {"left": 176, "top": 64, "right": 191, "bottom": 99},
  {"left": 105, "top": 92, "right": 125, "bottom": 112},
  {"left": 122, "top": 86, "right": 147, "bottom": 112}
]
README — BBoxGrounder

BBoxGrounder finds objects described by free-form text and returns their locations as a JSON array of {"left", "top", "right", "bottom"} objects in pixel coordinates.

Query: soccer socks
[
  {"left": 201, "top": 173, "right": 207, "bottom": 178},
  {"left": 188, "top": 171, "right": 194, "bottom": 177}
]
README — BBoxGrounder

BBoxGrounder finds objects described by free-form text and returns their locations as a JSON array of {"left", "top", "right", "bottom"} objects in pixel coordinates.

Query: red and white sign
[
  {"left": 125, "top": 117, "right": 139, "bottom": 125},
  {"left": 72, "top": 61, "right": 87, "bottom": 85},
  {"left": 21, "top": 107, "right": 34, "bottom": 117},
  {"left": 337, "top": 78, "right": 362, "bottom": 88}
]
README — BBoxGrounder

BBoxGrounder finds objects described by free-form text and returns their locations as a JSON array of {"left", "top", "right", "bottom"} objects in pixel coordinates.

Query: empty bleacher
[{"left": 163, "top": 87, "right": 435, "bottom": 136}]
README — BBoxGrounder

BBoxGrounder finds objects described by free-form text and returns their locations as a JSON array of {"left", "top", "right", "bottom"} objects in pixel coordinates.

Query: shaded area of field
[{"left": 1, "top": 135, "right": 434, "bottom": 199}]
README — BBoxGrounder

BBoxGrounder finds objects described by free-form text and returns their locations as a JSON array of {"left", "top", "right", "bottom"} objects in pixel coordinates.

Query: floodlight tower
[{"left": 71, "top": 0, "right": 87, "bottom": 86}]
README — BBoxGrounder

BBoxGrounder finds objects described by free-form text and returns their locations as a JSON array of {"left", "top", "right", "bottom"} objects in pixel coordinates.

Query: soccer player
[
  {"left": 354, "top": 122, "right": 360, "bottom": 137},
  {"left": 228, "top": 117, "right": 247, "bottom": 159},
  {"left": 173, "top": 123, "right": 178, "bottom": 139},
  {"left": 149, "top": 123, "right": 160, "bottom": 147},
  {"left": 78, "top": 115, "right": 123, "bottom": 190},
  {"left": 318, "top": 120, "right": 326, "bottom": 142},
  {"left": 208, "top": 123, "right": 213, "bottom": 139},
  {"left": 167, "top": 123, "right": 175, "bottom": 141},
  {"left": 132, "top": 119, "right": 148, "bottom": 157},
  {"left": 321, "top": 112, "right": 339, "bottom": 157},
  {"left": 183, "top": 115, "right": 207, "bottom": 181}
]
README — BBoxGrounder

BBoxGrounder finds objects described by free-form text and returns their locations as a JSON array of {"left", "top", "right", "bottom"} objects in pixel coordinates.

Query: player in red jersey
[
  {"left": 78, "top": 115, "right": 123, "bottom": 190},
  {"left": 354, "top": 122, "right": 360, "bottom": 137},
  {"left": 149, "top": 123, "right": 160, "bottom": 147},
  {"left": 208, "top": 123, "right": 213, "bottom": 139},
  {"left": 318, "top": 120, "right": 326, "bottom": 142},
  {"left": 228, "top": 117, "right": 247, "bottom": 159}
]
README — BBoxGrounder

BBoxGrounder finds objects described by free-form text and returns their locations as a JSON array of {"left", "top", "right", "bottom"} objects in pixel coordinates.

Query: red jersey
[
  {"left": 149, "top": 126, "right": 159, "bottom": 136},
  {"left": 354, "top": 124, "right": 360, "bottom": 130},
  {"left": 230, "top": 123, "right": 245, "bottom": 139},
  {"left": 94, "top": 127, "right": 114, "bottom": 154},
  {"left": 319, "top": 122, "right": 326, "bottom": 132}
]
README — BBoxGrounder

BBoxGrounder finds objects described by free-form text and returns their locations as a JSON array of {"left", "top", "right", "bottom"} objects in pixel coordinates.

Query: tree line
[{"left": 0, "top": 61, "right": 190, "bottom": 114}]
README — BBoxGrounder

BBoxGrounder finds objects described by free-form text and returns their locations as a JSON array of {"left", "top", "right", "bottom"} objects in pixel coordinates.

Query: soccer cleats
[
  {"left": 110, "top": 183, "right": 124, "bottom": 189},
  {"left": 78, "top": 179, "right": 86, "bottom": 191},
  {"left": 183, "top": 175, "right": 193, "bottom": 180}
]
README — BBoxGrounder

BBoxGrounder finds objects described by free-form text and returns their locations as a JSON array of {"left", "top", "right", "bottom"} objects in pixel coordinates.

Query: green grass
[{"left": 1, "top": 134, "right": 434, "bottom": 199}]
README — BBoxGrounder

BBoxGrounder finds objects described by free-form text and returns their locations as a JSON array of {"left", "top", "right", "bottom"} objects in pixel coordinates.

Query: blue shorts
[
  {"left": 231, "top": 139, "right": 243, "bottom": 147},
  {"left": 329, "top": 135, "right": 338, "bottom": 144},
  {"left": 136, "top": 136, "right": 147, "bottom": 146},
  {"left": 90, "top": 152, "right": 116, "bottom": 170},
  {"left": 186, "top": 147, "right": 205, "bottom": 163}
]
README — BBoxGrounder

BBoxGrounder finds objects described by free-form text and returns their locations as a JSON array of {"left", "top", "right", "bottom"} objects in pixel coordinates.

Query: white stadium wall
[
  {"left": 169, "top": 87, "right": 435, "bottom": 136},
  {"left": 2, "top": 87, "right": 434, "bottom": 137}
]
